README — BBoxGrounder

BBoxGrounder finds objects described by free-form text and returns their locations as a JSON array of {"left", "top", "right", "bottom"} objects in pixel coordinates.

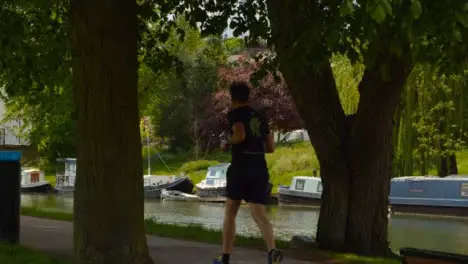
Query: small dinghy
[
  {"left": 161, "top": 189, "right": 200, "bottom": 202},
  {"left": 21, "top": 169, "right": 56, "bottom": 193}
]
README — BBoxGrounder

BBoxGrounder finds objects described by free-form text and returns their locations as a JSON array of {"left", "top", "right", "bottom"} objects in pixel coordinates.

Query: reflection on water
[{"left": 21, "top": 194, "right": 468, "bottom": 255}]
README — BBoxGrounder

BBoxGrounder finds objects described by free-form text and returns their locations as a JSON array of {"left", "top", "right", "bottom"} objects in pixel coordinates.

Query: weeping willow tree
[
  {"left": 394, "top": 64, "right": 468, "bottom": 177},
  {"left": 331, "top": 54, "right": 362, "bottom": 115}
]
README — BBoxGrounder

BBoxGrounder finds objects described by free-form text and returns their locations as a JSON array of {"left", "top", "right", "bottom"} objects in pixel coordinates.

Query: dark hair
[{"left": 229, "top": 81, "right": 250, "bottom": 103}]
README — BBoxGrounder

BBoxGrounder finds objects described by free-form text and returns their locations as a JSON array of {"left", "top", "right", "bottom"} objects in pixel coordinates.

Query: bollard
[{"left": 0, "top": 151, "right": 22, "bottom": 244}]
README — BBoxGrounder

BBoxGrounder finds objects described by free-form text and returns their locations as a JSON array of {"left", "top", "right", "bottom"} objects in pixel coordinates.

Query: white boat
[
  {"left": 277, "top": 176, "right": 322, "bottom": 206},
  {"left": 21, "top": 169, "right": 55, "bottom": 193},
  {"left": 55, "top": 158, "right": 76, "bottom": 194},
  {"left": 196, "top": 163, "right": 229, "bottom": 197},
  {"left": 161, "top": 189, "right": 200, "bottom": 201},
  {"left": 55, "top": 158, "right": 194, "bottom": 198}
]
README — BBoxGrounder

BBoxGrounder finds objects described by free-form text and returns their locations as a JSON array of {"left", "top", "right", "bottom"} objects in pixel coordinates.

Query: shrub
[
  {"left": 180, "top": 160, "right": 220, "bottom": 173},
  {"left": 142, "top": 146, "right": 159, "bottom": 158}
]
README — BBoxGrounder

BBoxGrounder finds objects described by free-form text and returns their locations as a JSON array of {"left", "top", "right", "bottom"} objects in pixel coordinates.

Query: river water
[{"left": 21, "top": 194, "right": 468, "bottom": 255}]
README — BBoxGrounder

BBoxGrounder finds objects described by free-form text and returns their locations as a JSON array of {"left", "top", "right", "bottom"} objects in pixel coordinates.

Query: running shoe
[
  {"left": 212, "top": 256, "right": 224, "bottom": 264},
  {"left": 268, "top": 249, "right": 284, "bottom": 264}
]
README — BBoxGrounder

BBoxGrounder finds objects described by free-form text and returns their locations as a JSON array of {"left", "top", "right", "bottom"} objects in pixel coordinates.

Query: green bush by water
[{"left": 0, "top": 243, "right": 69, "bottom": 264}]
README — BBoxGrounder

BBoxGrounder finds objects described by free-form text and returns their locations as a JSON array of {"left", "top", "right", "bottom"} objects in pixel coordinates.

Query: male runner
[{"left": 213, "top": 81, "right": 283, "bottom": 264}]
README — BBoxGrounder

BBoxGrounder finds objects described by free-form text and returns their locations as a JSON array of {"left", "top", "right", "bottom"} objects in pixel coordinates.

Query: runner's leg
[
  {"left": 249, "top": 202, "right": 275, "bottom": 251},
  {"left": 214, "top": 165, "right": 243, "bottom": 264},
  {"left": 222, "top": 198, "right": 241, "bottom": 255},
  {"left": 244, "top": 160, "right": 283, "bottom": 263}
]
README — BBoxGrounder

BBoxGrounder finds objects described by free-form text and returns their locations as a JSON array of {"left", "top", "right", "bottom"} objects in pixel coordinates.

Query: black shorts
[{"left": 226, "top": 156, "right": 270, "bottom": 204}]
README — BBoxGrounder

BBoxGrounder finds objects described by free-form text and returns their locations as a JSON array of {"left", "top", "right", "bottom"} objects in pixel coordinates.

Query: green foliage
[
  {"left": 394, "top": 64, "right": 468, "bottom": 176},
  {"left": 0, "top": 0, "right": 71, "bottom": 98},
  {"left": 0, "top": 86, "right": 75, "bottom": 162},
  {"left": 223, "top": 37, "right": 245, "bottom": 54},
  {"left": 180, "top": 160, "right": 219, "bottom": 173},
  {"left": 331, "top": 55, "right": 363, "bottom": 115},
  {"left": 140, "top": 20, "right": 227, "bottom": 154},
  {"left": 0, "top": 0, "right": 74, "bottom": 162},
  {"left": 0, "top": 243, "right": 70, "bottom": 264},
  {"left": 172, "top": 0, "right": 468, "bottom": 73},
  {"left": 142, "top": 146, "right": 159, "bottom": 159}
]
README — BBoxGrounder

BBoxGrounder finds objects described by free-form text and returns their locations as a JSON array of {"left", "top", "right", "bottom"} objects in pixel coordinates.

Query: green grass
[
  {"left": 0, "top": 243, "right": 69, "bottom": 264},
  {"left": 457, "top": 151, "right": 468, "bottom": 174},
  {"left": 148, "top": 142, "right": 320, "bottom": 192},
  {"left": 21, "top": 206, "right": 400, "bottom": 263}
]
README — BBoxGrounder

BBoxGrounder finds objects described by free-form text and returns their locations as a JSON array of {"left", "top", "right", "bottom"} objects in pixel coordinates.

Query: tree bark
[
  {"left": 345, "top": 53, "right": 412, "bottom": 255},
  {"left": 439, "top": 154, "right": 458, "bottom": 177},
  {"left": 70, "top": 0, "right": 153, "bottom": 263},
  {"left": 267, "top": 0, "right": 413, "bottom": 256},
  {"left": 267, "top": 1, "right": 350, "bottom": 251},
  {"left": 439, "top": 155, "right": 449, "bottom": 177}
]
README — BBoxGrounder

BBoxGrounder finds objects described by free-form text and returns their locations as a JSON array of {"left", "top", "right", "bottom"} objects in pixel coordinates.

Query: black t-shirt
[{"left": 227, "top": 106, "right": 270, "bottom": 163}]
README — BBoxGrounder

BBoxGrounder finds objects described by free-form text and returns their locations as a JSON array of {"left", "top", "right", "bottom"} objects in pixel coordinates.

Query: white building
[{"left": 0, "top": 99, "right": 25, "bottom": 146}]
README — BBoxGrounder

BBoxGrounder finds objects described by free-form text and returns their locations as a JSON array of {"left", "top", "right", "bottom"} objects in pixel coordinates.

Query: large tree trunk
[
  {"left": 266, "top": 1, "right": 349, "bottom": 250},
  {"left": 70, "top": 0, "right": 153, "bottom": 263},
  {"left": 267, "top": 0, "right": 413, "bottom": 256},
  {"left": 345, "top": 53, "right": 412, "bottom": 255}
]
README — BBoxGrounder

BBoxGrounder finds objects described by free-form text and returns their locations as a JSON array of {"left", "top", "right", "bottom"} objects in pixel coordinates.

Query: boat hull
[
  {"left": 277, "top": 192, "right": 321, "bottom": 206},
  {"left": 196, "top": 183, "right": 274, "bottom": 201},
  {"left": 390, "top": 203, "right": 468, "bottom": 217},
  {"left": 160, "top": 176, "right": 194, "bottom": 194},
  {"left": 143, "top": 176, "right": 194, "bottom": 199},
  {"left": 144, "top": 187, "right": 161, "bottom": 199},
  {"left": 196, "top": 186, "right": 226, "bottom": 198},
  {"left": 161, "top": 190, "right": 200, "bottom": 202},
  {"left": 21, "top": 182, "right": 56, "bottom": 194},
  {"left": 277, "top": 186, "right": 321, "bottom": 206},
  {"left": 389, "top": 176, "right": 468, "bottom": 217},
  {"left": 55, "top": 186, "right": 75, "bottom": 195}
]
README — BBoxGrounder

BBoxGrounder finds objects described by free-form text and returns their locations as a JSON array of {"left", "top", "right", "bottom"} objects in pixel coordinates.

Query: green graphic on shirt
[{"left": 250, "top": 117, "right": 261, "bottom": 137}]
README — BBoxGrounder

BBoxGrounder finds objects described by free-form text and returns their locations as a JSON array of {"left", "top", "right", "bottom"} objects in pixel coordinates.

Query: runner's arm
[{"left": 262, "top": 117, "right": 274, "bottom": 153}]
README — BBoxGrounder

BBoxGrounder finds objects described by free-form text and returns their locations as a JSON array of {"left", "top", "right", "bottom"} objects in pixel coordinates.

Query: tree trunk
[
  {"left": 439, "top": 155, "right": 449, "bottom": 177},
  {"left": 439, "top": 154, "right": 458, "bottom": 177},
  {"left": 345, "top": 53, "right": 412, "bottom": 256},
  {"left": 450, "top": 154, "right": 458, "bottom": 175},
  {"left": 267, "top": 0, "right": 413, "bottom": 256},
  {"left": 70, "top": 0, "right": 153, "bottom": 263},
  {"left": 267, "top": 1, "right": 349, "bottom": 250}
]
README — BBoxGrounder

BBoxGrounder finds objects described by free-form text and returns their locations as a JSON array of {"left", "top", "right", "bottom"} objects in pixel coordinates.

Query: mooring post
[{"left": 0, "top": 151, "right": 22, "bottom": 244}]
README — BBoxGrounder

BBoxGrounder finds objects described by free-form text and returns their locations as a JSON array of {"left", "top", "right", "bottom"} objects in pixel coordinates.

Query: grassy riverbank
[
  {"left": 44, "top": 143, "right": 468, "bottom": 193},
  {"left": 21, "top": 206, "right": 399, "bottom": 263},
  {"left": 0, "top": 243, "right": 69, "bottom": 264},
  {"left": 147, "top": 143, "right": 468, "bottom": 191},
  {"left": 150, "top": 142, "right": 320, "bottom": 190}
]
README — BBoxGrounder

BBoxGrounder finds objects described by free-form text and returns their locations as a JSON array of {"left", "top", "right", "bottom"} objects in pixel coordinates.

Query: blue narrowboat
[{"left": 389, "top": 176, "right": 468, "bottom": 217}]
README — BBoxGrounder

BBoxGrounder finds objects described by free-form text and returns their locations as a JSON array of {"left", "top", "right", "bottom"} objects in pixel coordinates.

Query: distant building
[{"left": 0, "top": 99, "right": 26, "bottom": 146}]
